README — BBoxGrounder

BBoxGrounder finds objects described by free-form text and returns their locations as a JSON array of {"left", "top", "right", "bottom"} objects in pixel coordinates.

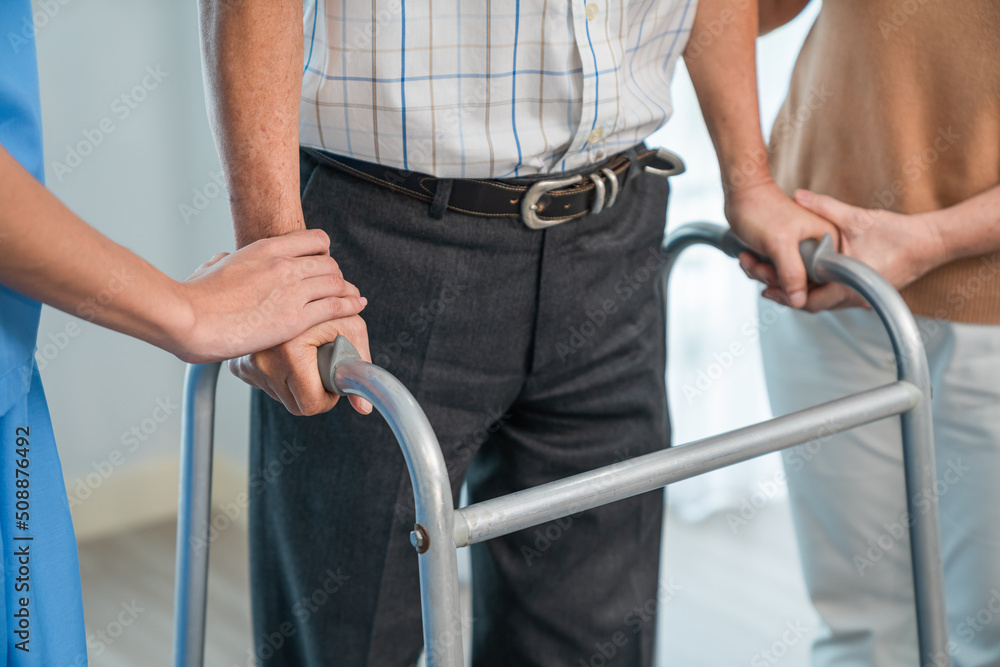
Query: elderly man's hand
[
  {"left": 740, "top": 189, "right": 946, "bottom": 311},
  {"left": 229, "top": 315, "right": 374, "bottom": 417},
  {"left": 725, "top": 180, "right": 841, "bottom": 308}
]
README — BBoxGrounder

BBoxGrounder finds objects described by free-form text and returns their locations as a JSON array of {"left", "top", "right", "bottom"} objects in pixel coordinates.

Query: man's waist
[{"left": 304, "top": 145, "right": 685, "bottom": 229}]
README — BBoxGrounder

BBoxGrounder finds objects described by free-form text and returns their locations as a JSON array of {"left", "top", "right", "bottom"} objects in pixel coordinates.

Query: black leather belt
[{"left": 305, "top": 146, "right": 685, "bottom": 229}]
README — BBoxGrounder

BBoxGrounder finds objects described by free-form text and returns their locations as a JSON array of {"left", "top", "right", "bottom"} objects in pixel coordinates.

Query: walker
[{"left": 171, "top": 222, "right": 951, "bottom": 667}]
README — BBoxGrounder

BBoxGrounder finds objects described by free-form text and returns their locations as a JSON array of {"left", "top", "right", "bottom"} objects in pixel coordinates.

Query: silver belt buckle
[
  {"left": 521, "top": 150, "right": 683, "bottom": 229},
  {"left": 521, "top": 174, "right": 583, "bottom": 230}
]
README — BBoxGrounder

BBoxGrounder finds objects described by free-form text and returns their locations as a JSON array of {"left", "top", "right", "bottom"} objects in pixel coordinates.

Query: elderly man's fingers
[
  {"left": 764, "top": 235, "right": 810, "bottom": 308},
  {"left": 739, "top": 254, "right": 780, "bottom": 286}
]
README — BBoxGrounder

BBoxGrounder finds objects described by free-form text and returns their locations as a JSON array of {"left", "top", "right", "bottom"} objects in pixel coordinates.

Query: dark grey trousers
[{"left": 248, "top": 149, "right": 672, "bottom": 667}]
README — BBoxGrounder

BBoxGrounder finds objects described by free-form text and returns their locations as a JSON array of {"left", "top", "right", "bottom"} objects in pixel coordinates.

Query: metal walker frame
[{"left": 172, "top": 222, "right": 951, "bottom": 667}]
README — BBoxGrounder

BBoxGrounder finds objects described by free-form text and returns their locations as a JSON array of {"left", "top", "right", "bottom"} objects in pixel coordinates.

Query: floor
[
  {"left": 656, "top": 497, "right": 819, "bottom": 666},
  {"left": 77, "top": 495, "right": 819, "bottom": 666}
]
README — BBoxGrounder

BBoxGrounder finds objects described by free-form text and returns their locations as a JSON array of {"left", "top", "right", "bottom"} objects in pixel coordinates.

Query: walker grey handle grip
[
  {"left": 662, "top": 221, "right": 835, "bottom": 284},
  {"left": 719, "top": 228, "right": 835, "bottom": 285},
  {"left": 317, "top": 336, "right": 362, "bottom": 395}
]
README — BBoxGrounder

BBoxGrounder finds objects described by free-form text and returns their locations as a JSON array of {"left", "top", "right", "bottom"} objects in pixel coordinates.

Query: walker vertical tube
[
  {"left": 320, "top": 338, "right": 465, "bottom": 667},
  {"left": 813, "top": 255, "right": 950, "bottom": 666},
  {"left": 172, "top": 362, "right": 222, "bottom": 667}
]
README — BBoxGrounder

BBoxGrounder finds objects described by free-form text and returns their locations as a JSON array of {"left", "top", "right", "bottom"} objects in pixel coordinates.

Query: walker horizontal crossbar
[
  {"left": 453, "top": 381, "right": 921, "bottom": 547},
  {"left": 172, "top": 222, "right": 951, "bottom": 667}
]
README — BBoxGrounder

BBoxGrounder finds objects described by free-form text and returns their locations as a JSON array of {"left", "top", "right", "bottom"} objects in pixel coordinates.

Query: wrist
[
  {"left": 914, "top": 208, "right": 957, "bottom": 271},
  {"left": 155, "top": 279, "right": 200, "bottom": 362},
  {"left": 724, "top": 176, "right": 780, "bottom": 217},
  {"left": 228, "top": 179, "right": 306, "bottom": 247},
  {"left": 720, "top": 144, "right": 774, "bottom": 196},
  {"left": 232, "top": 206, "right": 306, "bottom": 248}
]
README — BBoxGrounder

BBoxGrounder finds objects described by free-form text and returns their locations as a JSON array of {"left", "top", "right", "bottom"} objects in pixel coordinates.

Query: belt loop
[
  {"left": 624, "top": 146, "right": 642, "bottom": 183},
  {"left": 429, "top": 179, "right": 453, "bottom": 219}
]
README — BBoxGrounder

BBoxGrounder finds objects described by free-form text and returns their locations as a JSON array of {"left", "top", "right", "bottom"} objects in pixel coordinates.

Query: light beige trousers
[{"left": 761, "top": 304, "right": 1000, "bottom": 667}]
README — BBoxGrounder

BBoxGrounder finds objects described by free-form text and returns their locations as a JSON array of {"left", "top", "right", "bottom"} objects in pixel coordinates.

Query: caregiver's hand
[
  {"left": 741, "top": 189, "right": 945, "bottom": 311},
  {"left": 177, "top": 229, "right": 367, "bottom": 363},
  {"left": 726, "top": 180, "right": 841, "bottom": 309},
  {"left": 229, "top": 315, "right": 374, "bottom": 417}
]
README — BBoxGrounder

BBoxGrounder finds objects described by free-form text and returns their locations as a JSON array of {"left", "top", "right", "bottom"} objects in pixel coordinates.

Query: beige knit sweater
[{"left": 768, "top": 0, "right": 1000, "bottom": 323}]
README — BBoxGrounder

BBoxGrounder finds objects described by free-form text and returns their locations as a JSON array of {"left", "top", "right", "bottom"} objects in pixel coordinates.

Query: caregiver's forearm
[
  {"left": 929, "top": 184, "right": 1000, "bottom": 265},
  {"left": 0, "top": 147, "right": 190, "bottom": 351}
]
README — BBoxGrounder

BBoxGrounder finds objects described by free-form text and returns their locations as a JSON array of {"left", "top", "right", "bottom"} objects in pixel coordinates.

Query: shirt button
[
  {"left": 588, "top": 127, "right": 604, "bottom": 143},
  {"left": 585, "top": 3, "right": 599, "bottom": 20}
]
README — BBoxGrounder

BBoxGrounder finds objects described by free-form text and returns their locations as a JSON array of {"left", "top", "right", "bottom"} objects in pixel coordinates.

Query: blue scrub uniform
[{"left": 1, "top": 1, "right": 89, "bottom": 663}]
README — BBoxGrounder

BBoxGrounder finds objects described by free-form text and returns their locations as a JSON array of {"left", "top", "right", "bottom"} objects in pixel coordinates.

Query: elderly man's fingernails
[
  {"left": 789, "top": 290, "right": 807, "bottom": 308},
  {"left": 361, "top": 398, "right": 374, "bottom": 414}
]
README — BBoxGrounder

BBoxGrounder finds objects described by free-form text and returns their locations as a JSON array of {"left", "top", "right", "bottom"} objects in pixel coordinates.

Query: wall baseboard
[{"left": 69, "top": 454, "right": 248, "bottom": 543}]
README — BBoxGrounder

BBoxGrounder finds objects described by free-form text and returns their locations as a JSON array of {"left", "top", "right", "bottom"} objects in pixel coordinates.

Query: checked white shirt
[{"left": 299, "top": 0, "right": 696, "bottom": 178}]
